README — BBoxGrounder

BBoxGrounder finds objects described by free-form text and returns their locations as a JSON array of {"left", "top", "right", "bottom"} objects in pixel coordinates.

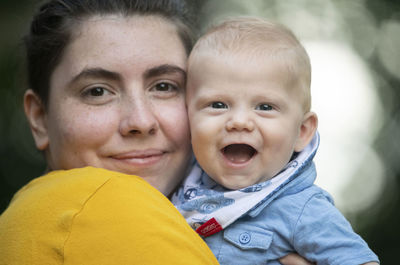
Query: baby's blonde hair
[{"left": 189, "top": 17, "right": 312, "bottom": 111}]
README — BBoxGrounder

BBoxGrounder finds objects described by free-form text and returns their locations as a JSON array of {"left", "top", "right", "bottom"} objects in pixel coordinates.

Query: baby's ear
[
  {"left": 294, "top": 112, "right": 318, "bottom": 152},
  {"left": 24, "top": 89, "right": 49, "bottom": 150}
]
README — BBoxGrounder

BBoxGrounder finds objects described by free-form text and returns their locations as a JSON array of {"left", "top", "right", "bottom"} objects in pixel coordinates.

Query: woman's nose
[
  {"left": 225, "top": 110, "right": 255, "bottom": 132},
  {"left": 119, "top": 97, "right": 158, "bottom": 136}
]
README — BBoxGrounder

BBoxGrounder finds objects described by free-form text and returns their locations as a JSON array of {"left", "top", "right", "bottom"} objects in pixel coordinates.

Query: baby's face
[{"left": 187, "top": 52, "right": 308, "bottom": 189}]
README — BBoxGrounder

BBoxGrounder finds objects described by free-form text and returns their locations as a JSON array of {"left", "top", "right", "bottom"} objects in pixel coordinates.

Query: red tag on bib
[{"left": 196, "top": 218, "right": 222, "bottom": 237}]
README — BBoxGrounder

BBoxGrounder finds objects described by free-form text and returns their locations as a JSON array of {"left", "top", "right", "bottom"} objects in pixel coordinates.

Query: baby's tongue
[{"left": 223, "top": 144, "right": 255, "bottom": 163}]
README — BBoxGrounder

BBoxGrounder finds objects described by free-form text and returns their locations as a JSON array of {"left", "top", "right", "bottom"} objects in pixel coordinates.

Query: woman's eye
[
  {"left": 211, "top": 102, "right": 228, "bottom": 109},
  {"left": 81, "top": 86, "right": 114, "bottom": 104},
  {"left": 154, "top": 82, "right": 178, "bottom": 92},
  {"left": 82, "top": 86, "right": 111, "bottom": 97},
  {"left": 87, "top": 87, "right": 106, "bottom": 96},
  {"left": 256, "top": 103, "right": 273, "bottom": 111}
]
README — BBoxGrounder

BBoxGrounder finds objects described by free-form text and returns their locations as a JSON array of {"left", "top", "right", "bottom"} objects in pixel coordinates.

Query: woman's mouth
[
  {"left": 221, "top": 144, "right": 257, "bottom": 164},
  {"left": 111, "top": 150, "right": 166, "bottom": 166}
]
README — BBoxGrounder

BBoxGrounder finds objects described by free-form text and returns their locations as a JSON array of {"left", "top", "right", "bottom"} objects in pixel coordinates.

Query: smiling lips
[
  {"left": 111, "top": 150, "right": 166, "bottom": 166},
  {"left": 221, "top": 144, "right": 257, "bottom": 165}
]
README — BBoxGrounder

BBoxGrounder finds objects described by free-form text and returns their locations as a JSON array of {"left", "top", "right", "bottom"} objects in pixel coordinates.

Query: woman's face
[{"left": 38, "top": 15, "right": 191, "bottom": 195}]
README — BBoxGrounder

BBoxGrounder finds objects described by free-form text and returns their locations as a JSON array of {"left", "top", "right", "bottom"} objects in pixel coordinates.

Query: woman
[
  {"left": 24, "top": 0, "right": 193, "bottom": 198},
  {"left": 0, "top": 0, "right": 311, "bottom": 264}
]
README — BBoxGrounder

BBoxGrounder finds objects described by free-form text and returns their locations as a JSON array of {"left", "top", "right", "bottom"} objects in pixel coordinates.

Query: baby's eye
[
  {"left": 211, "top": 102, "right": 228, "bottom": 109},
  {"left": 256, "top": 103, "right": 273, "bottom": 111}
]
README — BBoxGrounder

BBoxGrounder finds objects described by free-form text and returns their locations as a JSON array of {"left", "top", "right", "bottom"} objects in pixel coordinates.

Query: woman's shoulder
[
  {"left": 5, "top": 167, "right": 143, "bottom": 213},
  {"left": 0, "top": 166, "right": 172, "bottom": 237},
  {"left": 0, "top": 167, "right": 218, "bottom": 265}
]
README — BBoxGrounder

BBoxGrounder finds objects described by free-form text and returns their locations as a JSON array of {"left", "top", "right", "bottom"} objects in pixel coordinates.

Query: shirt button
[{"left": 239, "top": 232, "right": 251, "bottom": 244}]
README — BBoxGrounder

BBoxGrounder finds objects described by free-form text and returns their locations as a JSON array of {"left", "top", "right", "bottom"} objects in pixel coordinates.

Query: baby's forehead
[
  {"left": 190, "top": 47, "right": 304, "bottom": 83},
  {"left": 190, "top": 38, "right": 306, "bottom": 72},
  {"left": 188, "top": 18, "right": 312, "bottom": 111},
  {"left": 188, "top": 49, "right": 311, "bottom": 111}
]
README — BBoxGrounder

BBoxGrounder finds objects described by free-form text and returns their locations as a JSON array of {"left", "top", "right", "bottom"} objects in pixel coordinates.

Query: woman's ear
[
  {"left": 294, "top": 111, "right": 318, "bottom": 152},
  {"left": 24, "top": 89, "right": 49, "bottom": 150}
]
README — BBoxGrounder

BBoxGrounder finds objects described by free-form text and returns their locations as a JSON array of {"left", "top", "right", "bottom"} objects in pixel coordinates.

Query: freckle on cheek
[
  {"left": 63, "top": 119, "right": 98, "bottom": 141},
  {"left": 164, "top": 107, "right": 189, "bottom": 132}
]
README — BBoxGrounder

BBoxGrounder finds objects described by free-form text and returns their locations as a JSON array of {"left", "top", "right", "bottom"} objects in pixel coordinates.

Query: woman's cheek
[
  {"left": 56, "top": 106, "right": 118, "bottom": 149},
  {"left": 157, "top": 99, "right": 191, "bottom": 145}
]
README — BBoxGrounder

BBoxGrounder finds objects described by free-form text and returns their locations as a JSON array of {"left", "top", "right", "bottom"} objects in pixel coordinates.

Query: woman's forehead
[
  {"left": 73, "top": 15, "right": 181, "bottom": 48},
  {"left": 51, "top": 15, "right": 187, "bottom": 86}
]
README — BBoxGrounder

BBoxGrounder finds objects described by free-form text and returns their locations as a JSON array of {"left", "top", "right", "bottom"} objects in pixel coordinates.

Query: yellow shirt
[{"left": 0, "top": 167, "right": 219, "bottom": 265}]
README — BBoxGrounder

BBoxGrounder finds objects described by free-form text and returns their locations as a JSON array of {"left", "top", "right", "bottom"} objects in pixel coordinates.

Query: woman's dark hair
[{"left": 25, "top": 0, "right": 196, "bottom": 107}]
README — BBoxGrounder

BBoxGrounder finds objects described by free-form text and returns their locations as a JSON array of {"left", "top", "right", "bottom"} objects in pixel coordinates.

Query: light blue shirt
[{"left": 201, "top": 163, "right": 379, "bottom": 264}]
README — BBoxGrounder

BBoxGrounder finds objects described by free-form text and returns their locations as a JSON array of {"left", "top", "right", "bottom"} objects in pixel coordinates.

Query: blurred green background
[{"left": 1, "top": 0, "right": 399, "bottom": 263}]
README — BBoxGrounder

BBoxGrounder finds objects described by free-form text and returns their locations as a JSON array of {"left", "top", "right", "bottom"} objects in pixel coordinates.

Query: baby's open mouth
[{"left": 221, "top": 144, "right": 257, "bottom": 163}]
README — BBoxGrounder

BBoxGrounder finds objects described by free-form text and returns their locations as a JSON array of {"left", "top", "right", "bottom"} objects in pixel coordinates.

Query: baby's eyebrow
[
  {"left": 144, "top": 64, "right": 187, "bottom": 81},
  {"left": 70, "top": 67, "right": 122, "bottom": 84}
]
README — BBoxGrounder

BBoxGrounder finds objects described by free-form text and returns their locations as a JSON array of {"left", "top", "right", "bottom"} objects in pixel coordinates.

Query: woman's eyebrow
[
  {"left": 69, "top": 67, "right": 122, "bottom": 85},
  {"left": 144, "top": 64, "right": 187, "bottom": 81}
]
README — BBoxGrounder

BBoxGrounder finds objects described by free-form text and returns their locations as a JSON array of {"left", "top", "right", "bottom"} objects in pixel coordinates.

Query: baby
[{"left": 172, "top": 17, "right": 379, "bottom": 265}]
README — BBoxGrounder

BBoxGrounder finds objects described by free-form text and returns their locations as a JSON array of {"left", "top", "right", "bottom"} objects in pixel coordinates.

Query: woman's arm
[
  {"left": 279, "top": 253, "right": 314, "bottom": 265},
  {"left": 279, "top": 254, "right": 379, "bottom": 265}
]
